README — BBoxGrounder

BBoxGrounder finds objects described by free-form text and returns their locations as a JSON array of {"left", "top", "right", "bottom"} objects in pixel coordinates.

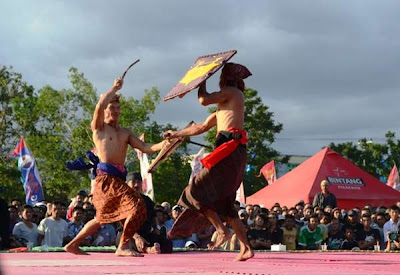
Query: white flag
[
  {"left": 189, "top": 147, "right": 206, "bottom": 184},
  {"left": 235, "top": 182, "right": 245, "bottom": 204},
  {"left": 134, "top": 134, "right": 154, "bottom": 200}
]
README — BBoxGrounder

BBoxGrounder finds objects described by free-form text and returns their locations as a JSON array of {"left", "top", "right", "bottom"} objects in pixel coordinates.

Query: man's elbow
[{"left": 198, "top": 97, "right": 208, "bottom": 106}]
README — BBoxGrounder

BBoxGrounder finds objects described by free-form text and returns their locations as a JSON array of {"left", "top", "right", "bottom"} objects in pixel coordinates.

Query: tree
[
  {"left": 1, "top": 65, "right": 193, "bottom": 204},
  {"left": 329, "top": 131, "right": 400, "bottom": 180},
  {"left": 205, "top": 88, "right": 285, "bottom": 195}
]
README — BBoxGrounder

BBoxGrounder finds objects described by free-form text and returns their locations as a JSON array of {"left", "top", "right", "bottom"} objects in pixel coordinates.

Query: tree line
[{"left": 1, "top": 65, "right": 398, "bottom": 204}]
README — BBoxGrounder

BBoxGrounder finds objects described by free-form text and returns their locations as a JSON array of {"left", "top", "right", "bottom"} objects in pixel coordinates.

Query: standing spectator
[
  {"left": 356, "top": 214, "right": 380, "bottom": 250},
  {"left": 281, "top": 215, "right": 298, "bottom": 250},
  {"left": 37, "top": 202, "right": 69, "bottom": 247},
  {"left": 66, "top": 207, "right": 90, "bottom": 245},
  {"left": 267, "top": 213, "right": 283, "bottom": 245},
  {"left": 12, "top": 205, "right": 39, "bottom": 247},
  {"left": 383, "top": 205, "right": 400, "bottom": 244},
  {"left": 66, "top": 191, "right": 87, "bottom": 220},
  {"left": 340, "top": 225, "right": 359, "bottom": 250},
  {"left": 298, "top": 214, "right": 323, "bottom": 250},
  {"left": 312, "top": 180, "right": 337, "bottom": 209},
  {"left": 332, "top": 208, "right": 342, "bottom": 222},
  {"left": 59, "top": 202, "right": 67, "bottom": 220},
  {"left": 327, "top": 218, "right": 344, "bottom": 250}
]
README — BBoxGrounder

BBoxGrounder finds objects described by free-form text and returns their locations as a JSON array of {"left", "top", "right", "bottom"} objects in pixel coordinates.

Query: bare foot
[
  {"left": 234, "top": 246, "right": 254, "bottom": 261},
  {"left": 145, "top": 243, "right": 161, "bottom": 254},
  {"left": 64, "top": 243, "right": 88, "bottom": 255},
  {"left": 115, "top": 248, "right": 143, "bottom": 257},
  {"left": 208, "top": 231, "right": 233, "bottom": 250}
]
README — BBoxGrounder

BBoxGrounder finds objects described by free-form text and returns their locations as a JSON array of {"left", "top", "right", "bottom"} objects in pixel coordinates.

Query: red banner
[{"left": 260, "top": 160, "right": 277, "bottom": 184}]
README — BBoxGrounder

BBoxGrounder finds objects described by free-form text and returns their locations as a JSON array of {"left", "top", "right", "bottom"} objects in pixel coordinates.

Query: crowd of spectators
[{"left": 2, "top": 179, "right": 400, "bottom": 253}]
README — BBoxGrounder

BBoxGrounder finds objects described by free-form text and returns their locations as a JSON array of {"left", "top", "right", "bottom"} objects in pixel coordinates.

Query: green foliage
[
  {"left": 329, "top": 131, "right": 400, "bottom": 180},
  {"left": 0, "top": 65, "right": 191, "bottom": 204},
  {"left": 205, "top": 88, "right": 284, "bottom": 195}
]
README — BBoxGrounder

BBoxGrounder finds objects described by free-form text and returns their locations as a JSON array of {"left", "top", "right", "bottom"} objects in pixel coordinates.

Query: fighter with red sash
[{"left": 163, "top": 63, "right": 254, "bottom": 261}]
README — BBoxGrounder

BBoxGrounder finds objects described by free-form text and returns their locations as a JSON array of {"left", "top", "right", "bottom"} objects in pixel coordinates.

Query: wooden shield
[
  {"left": 147, "top": 122, "right": 195, "bottom": 173},
  {"left": 163, "top": 50, "right": 237, "bottom": 102}
]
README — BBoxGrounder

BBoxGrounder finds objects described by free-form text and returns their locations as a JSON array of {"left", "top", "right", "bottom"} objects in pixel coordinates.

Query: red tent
[{"left": 246, "top": 147, "right": 400, "bottom": 209}]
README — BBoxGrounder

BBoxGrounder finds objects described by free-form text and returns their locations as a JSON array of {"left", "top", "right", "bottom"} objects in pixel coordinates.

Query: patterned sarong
[{"left": 92, "top": 163, "right": 146, "bottom": 244}]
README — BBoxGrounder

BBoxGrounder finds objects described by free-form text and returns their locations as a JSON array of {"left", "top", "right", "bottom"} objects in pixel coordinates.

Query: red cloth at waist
[{"left": 200, "top": 128, "right": 247, "bottom": 169}]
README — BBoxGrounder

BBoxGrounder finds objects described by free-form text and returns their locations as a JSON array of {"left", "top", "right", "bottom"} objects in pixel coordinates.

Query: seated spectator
[
  {"left": 324, "top": 205, "right": 333, "bottom": 214},
  {"left": 60, "top": 202, "right": 67, "bottom": 220},
  {"left": 319, "top": 212, "right": 331, "bottom": 241},
  {"left": 301, "top": 206, "right": 314, "bottom": 222},
  {"left": 371, "top": 212, "right": 386, "bottom": 249},
  {"left": 340, "top": 225, "right": 359, "bottom": 250},
  {"left": 66, "top": 207, "right": 90, "bottom": 246},
  {"left": 211, "top": 223, "right": 238, "bottom": 250},
  {"left": 246, "top": 204, "right": 255, "bottom": 227},
  {"left": 238, "top": 209, "right": 249, "bottom": 230},
  {"left": 8, "top": 205, "right": 21, "bottom": 234},
  {"left": 92, "top": 224, "right": 116, "bottom": 246},
  {"left": 10, "top": 199, "right": 22, "bottom": 212},
  {"left": 233, "top": 201, "right": 241, "bottom": 212},
  {"left": 12, "top": 205, "right": 39, "bottom": 247},
  {"left": 267, "top": 213, "right": 283, "bottom": 245},
  {"left": 197, "top": 225, "right": 215, "bottom": 248},
  {"left": 281, "top": 215, "right": 298, "bottom": 250},
  {"left": 37, "top": 201, "right": 69, "bottom": 247},
  {"left": 327, "top": 218, "right": 344, "bottom": 250},
  {"left": 345, "top": 210, "right": 363, "bottom": 235},
  {"left": 126, "top": 172, "right": 172, "bottom": 254},
  {"left": 161, "top": 202, "right": 171, "bottom": 215},
  {"left": 332, "top": 207, "right": 342, "bottom": 222},
  {"left": 356, "top": 214, "right": 380, "bottom": 250},
  {"left": 298, "top": 214, "right": 323, "bottom": 250},
  {"left": 66, "top": 191, "right": 87, "bottom": 220},
  {"left": 0, "top": 198, "right": 10, "bottom": 249},
  {"left": 247, "top": 214, "right": 270, "bottom": 250}
]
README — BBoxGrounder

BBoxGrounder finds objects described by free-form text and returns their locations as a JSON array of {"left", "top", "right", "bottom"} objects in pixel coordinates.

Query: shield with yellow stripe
[{"left": 163, "top": 50, "right": 237, "bottom": 102}]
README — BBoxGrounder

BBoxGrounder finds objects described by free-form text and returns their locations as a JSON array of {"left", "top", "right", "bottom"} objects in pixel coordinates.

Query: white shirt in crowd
[
  {"left": 383, "top": 219, "right": 400, "bottom": 242},
  {"left": 12, "top": 222, "right": 39, "bottom": 246},
  {"left": 37, "top": 217, "right": 68, "bottom": 247}
]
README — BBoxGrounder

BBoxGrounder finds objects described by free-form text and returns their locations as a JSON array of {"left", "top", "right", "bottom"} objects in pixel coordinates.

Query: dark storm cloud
[{"left": 1, "top": 0, "right": 400, "bottom": 156}]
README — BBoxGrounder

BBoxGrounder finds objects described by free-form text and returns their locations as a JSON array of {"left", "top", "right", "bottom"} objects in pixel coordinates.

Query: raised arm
[
  {"left": 162, "top": 112, "right": 217, "bottom": 139},
  {"left": 128, "top": 132, "right": 165, "bottom": 155},
  {"left": 91, "top": 78, "right": 123, "bottom": 131},
  {"left": 197, "top": 81, "right": 229, "bottom": 106}
]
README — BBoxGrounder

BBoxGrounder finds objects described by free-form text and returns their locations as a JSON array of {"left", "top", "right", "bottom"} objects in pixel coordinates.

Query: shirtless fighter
[
  {"left": 65, "top": 78, "right": 165, "bottom": 256},
  {"left": 163, "top": 63, "right": 254, "bottom": 261}
]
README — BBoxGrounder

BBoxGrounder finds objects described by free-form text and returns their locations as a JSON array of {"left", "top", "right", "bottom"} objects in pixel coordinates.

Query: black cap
[{"left": 126, "top": 172, "right": 142, "bottom": 182}]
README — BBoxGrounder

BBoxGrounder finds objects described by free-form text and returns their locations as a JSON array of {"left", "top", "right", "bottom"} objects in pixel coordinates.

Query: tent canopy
[{"left": 246, "top": 147, "right": 400, "bottom": 209}]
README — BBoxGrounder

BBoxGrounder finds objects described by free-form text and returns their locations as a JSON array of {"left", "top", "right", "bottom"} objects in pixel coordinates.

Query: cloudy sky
[{"left": 2, "top": 0, "right": 400, "bottom": 156}]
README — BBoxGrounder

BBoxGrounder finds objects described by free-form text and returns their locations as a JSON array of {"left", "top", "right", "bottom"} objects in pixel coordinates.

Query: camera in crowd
[{"left": 388, "top": 231, "right": 400, "bottom": 241}]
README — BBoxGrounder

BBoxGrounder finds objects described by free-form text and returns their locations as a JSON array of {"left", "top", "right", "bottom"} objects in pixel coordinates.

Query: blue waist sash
[{"left": 97, "top": 163, "right": 127, "bottom": 181}]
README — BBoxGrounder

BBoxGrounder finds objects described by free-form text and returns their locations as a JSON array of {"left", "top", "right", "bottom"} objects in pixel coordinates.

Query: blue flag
[{"left": 12, "top": 138, "right": 44, "bottom": 205}]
